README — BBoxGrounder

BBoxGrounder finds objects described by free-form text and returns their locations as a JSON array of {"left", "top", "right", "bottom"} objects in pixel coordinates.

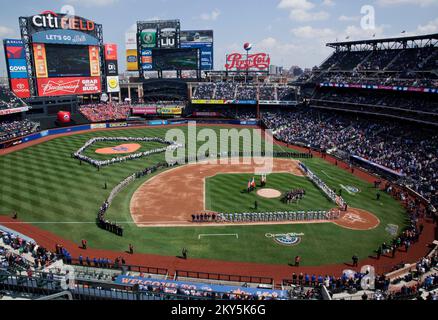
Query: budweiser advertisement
[
  {"left": 10, "top": 78, "right": 31, "bottom": 98},
  {"left": 225, "top": 53, "right": 270, "bottom": 71},
  {"left": 37, "top": 77, "right": 101, "bottom": 97}
]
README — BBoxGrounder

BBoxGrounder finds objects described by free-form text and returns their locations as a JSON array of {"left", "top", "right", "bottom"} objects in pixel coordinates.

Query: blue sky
[{"left": 1, "top": 0, "right": 437, "bottom": 76}]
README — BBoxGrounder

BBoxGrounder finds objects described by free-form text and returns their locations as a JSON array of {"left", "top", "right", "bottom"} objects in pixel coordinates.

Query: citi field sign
[{"left": 29, "top": 11, "right": 96, "bottom": 34}]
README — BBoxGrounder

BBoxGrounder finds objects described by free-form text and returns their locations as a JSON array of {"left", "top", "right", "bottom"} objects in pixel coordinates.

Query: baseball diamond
[{"left": 0, "top": 4, "right": 437, "bottom": 304}]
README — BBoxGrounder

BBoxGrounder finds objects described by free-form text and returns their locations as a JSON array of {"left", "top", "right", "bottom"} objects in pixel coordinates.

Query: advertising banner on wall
[
  {"left": 36, "top": 76, "right": 101, "bottom": 97},
  {"left": 106, "top": 76, "right": 120, "bottom": 93},
  {"left": 5, "top": 39, "right": 26, "bottom": 59},
  {"left": 125, "top": 32, "right": 137, "bottom": 50},
  {"left": 26, "top": 12, "right": 99, "bottom": 38},
  {"left": 191, "top": 99, "right": 225, "bottom": 105},
  {"left": 225, "top": 52, "right": 270, "bottom": 71},
  {"left": 132, "top": 107, "right": 157, "bottom": 115},
  {"left": 106, "top": 60, "right": 119, "bottom": 75},
  {"left": 89, "top": 46, "right": 101, "bottom": 77},
  {"left": 158, "top": 107, "right": 182, "bottom": 115},
  {"left": 33, "top": 43, "right": 48, "bottom": 78},
  {"left": 32, "top": 29, "right": 99, "bottom": 46},
  {"left": 140, "top": 30, "right": 157, "bottom": 48},
  {"left": 0, "top": 106, "right": 29, "bottom": 116},
  {"left": 126, "top": 49, "right": 138, "bottom": 71},
  {"left": 141, "top": 49, "right": 153, "bottom": 70},
  {"left": 8, "top": 59, "right": 28, "bottom": 79},
  {"left": 104, "top": 43, "right": 118, "bottom": 60},
  {"left": 160, "top": 28, "right": 177, "bottom": 48},
  {"left": 10, "top": 79, "right": 31, "bottom": 98},
  {"left": 3, "top": 39, "right": 31, "bottom": 98}
]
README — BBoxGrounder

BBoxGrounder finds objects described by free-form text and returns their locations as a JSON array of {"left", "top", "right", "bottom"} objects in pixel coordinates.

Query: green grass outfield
[
  {"left": 0, "top": 126, "right": 408, "bottom": 266},
  {"left": 206, "top": 173, "right": 334, "bottom": 213}
]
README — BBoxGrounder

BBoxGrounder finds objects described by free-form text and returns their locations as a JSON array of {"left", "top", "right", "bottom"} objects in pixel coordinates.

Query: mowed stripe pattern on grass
[{"left": 0, "top": 126, "right": 408, "bottom": 266}]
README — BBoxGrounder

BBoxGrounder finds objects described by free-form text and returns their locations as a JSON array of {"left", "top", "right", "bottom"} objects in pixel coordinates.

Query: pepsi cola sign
[{"left": 225, "top": 53, "right": 270, "bottom": 71}]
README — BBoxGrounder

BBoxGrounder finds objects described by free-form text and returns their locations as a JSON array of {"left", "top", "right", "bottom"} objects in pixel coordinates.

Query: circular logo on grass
[
  {"left": 346, "top": 186, "right": 360, "bottom": 193},
  {"left": 265, "top": 233, "right": 304, "bottom": 246}
]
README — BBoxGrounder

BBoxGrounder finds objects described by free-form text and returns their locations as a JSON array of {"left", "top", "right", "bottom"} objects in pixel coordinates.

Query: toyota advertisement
[{"left": 3, "top": 39, "right": 31, "bottom": 98}]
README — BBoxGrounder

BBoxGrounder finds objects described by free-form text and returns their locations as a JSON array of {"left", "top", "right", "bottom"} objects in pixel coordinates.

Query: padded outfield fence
[{"left": 175, "top": 270, "right": 274, "bottom": 286}]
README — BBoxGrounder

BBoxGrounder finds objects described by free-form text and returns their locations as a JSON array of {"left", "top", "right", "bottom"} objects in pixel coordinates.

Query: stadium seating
[
  {"left": 312, "top": 46, "right": 438, "bottom": 88},
  {"left": 261, "top": 109, "right": 438, "bottom": 207},
  {"left": 193, "top": 82, "right": 296, "bottom": 101},
  {"left": 0, "top": 119, "right": 40, "bottom": 142},
  {"left": 79, "top": 103, "right": 131, "bottom": 122},
  {"left": 0, "top": 86, "right": 27, "bottom": 112},
  {"left": 0, "top": 228, "right": 57, "bottom": 272}
]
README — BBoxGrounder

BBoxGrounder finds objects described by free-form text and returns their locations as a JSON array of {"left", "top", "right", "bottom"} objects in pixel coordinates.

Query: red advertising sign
[
  {"left": 6, "top": 46, "right": 26, "bottom": 59},
  {"left": 104, "top": 44, "right": 118, "bottom": 61},
  {"left": 36, "top": 77, "right": 101, "bottom": 97},
  {"left": 10, "top": 79, "right": 31, "bottom": 98},
  {"left": 132, "top": 107, "right": 157, "bottom": 115},
  {"left": 225, "top": 53, "right": 270, "bottom": 71}
]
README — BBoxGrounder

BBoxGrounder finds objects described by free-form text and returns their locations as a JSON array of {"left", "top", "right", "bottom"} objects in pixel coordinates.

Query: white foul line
[
  {"left": 321, "top": 170, "right": 332, "bottom": 179},
  {"left": 198, "top": 233, "right": 239, "bottom": 240}
]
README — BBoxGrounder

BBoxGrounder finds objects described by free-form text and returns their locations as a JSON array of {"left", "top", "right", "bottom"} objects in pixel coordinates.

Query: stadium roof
[{"left": 327, "top": 33, "right": 438, "bottom": 50}]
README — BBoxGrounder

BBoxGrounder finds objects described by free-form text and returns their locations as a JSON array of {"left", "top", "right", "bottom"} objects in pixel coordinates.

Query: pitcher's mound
[
  {"left": 257, "top": 188, "right": 282, "bottom": 199},
  {"left": 95, "top": 143, "right": 141, "bottom": 155}
]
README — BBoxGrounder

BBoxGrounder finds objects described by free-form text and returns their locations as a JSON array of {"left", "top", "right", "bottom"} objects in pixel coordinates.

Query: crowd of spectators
[
  {"left": 0, "top": 119, "right": 40, "bottom": 142},
  {"left": 312, "top": 88, "right": 438, "bottom": 114},
  {"left": 261, "top": 109, "right": 438, "bottom": 207},
  {"left": 193, "top": 82, "right": 296, "bottom": 101},
  {"left": 1, "top": 229, "right": 57, "bottom": 273},
  {"left": 0, "top": 86, "right": 26, "bottom": 111},
  {"left": 311, "top": 45, "right": 438, "bottom": 88},
  {"left": 79, "top": 103, "right": 131, "bottom": 122}
]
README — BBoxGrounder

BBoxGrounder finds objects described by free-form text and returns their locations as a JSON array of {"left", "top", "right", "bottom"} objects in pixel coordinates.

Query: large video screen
[
  {"left": 152, "top": 48, "right": 199, "bottom": 71},
  {"left": 45, "top": 44, "right": 91, "bottom": 77}
]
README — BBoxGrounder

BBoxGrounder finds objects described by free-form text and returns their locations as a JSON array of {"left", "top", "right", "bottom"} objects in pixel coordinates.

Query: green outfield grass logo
[
  {"left": 265, "top": 232, "right": 304, "bottom": 246},
  {"left": 340, "top": 184, "right": 361, "bottom": 195}
]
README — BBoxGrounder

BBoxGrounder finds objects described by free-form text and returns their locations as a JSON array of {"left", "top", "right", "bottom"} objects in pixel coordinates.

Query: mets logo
[
  {"left": 340, "top": 184, "right": 361, "bottom": 194},
  {"left": 112, "top": 146, "right": 129, "bottom": 152},
  {"left": 265, "top": 233, "right": 304, "bottom": 246}
]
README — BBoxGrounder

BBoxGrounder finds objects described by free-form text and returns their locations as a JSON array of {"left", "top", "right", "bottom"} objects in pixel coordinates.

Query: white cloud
[
  {"left": 416, "top": 18, "right": 438, "bottom": 34},
  {"left": 289, "top": 9, "right": 329, "bottom": 21},
  {"left": 376, "top": 0, "right": 438, "bottom": 7},
  {"left": 278, "top": 0, "right": 315, "bottom": 10},
  {"left": 322, "top": 0, "right": 335, "bottom": 7},
  {"left": 291, "top": 26, "right": 335, "bottom": 38},
  {"left": 0, "top": 26, "right": 15, "bottom": 39},
  {"left": 254, "top": 37, "right": 333, "bottom": 69},
  {"left": 278, "top": 0, "right": 329, "bottom": 22},
  {"left": 200, "top": 9, "right": 221, "bottom": 21},
  {"left": 64, "top": 0, "right": 119, "bottom": 7},
  {"left": 339, "top": 24, "right": 387, "bottom": 40},
  {"left": 338, "top": 15, "right": 360, "bottom": 22}
]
